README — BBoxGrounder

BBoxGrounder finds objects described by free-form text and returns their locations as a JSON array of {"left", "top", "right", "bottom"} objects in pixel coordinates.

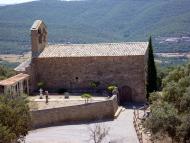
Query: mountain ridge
[{"left": 0, "top": 0, "right": 190, "bottom": 59}]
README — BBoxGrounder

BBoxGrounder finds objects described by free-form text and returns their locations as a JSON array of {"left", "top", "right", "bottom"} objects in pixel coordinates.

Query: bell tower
[{"left": 31, "top": 20, "right": 48, "bottom": 58}]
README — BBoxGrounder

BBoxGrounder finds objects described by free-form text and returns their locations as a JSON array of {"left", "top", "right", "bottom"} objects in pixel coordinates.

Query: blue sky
[{"left": 0, "top": 0, "right": 38, "bottom": 5}]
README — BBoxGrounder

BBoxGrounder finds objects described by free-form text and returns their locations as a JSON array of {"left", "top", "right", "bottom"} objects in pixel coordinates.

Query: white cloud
[
  {"left": 60, "top": 0, "right": 85, "bottom": 1},
  {"left": 0, "top": 0, "right": 86, "bottom": 5},
  {"left": 0, "top": 0, "right": 38, "bottom": 5}
]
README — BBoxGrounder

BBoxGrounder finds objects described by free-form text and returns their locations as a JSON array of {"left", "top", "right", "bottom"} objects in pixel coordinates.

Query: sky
[
  {"left": 0, "top": 0, "right": 82, "bottom": 5},
  {"left": 0, "top": 0, "right": 38, "bottom": 5}
]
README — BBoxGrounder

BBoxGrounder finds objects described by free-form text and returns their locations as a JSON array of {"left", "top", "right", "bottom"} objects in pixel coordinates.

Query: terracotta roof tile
[
  {"left": 38, "top": 42, "right": 148, "bottom": 58},
  {"left": 0, "top": 73, "right": 29, "bottom": 86}
]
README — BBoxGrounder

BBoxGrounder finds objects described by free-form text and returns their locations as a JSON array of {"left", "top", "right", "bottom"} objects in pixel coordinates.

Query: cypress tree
[{"left": 147, "top": 36, "right": 157, "bottom": 98}]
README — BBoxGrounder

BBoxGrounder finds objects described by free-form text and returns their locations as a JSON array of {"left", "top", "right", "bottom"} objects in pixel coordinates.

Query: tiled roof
[
  {"left": 14, "top": 59, "right": 31, "bottom": 72},
  {"left": 38, "top": 42, "right": 148, "bottom": 58},
  {"left": 0, "top": 73, "right": 29, "bottom": 86}
]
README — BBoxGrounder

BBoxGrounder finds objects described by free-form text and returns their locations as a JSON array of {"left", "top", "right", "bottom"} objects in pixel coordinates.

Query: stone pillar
[
  {"left": 6, "top": 86, "right": 10, "bottom": 95},
  {"left": 17, "top": 82, "right": 20, "bottom": 95},
  {"left": 20, "top": 81, "right": 24, "bottom": 94},
  {"left": 13, "top": 85, "right": 16, "bottom": 96},
  {"left": 16, "top": 83, "right": 19, "bottom": 95},
  {"left": 4, "top": 86, "right": 7, "bottom": 94},
  {"left": 5, "top": 86, "right": 11, "bottom": 95},
  {"left": 10, "top": 86, "right": 12, "bottom": 95},
  {"left": 26, "top": 79, "right": 29, "bottom": 95}
]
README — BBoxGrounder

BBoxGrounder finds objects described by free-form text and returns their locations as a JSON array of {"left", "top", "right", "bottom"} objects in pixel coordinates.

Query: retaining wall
[{"left": 31, "top": 95, "right": 118, "bottom": 129}]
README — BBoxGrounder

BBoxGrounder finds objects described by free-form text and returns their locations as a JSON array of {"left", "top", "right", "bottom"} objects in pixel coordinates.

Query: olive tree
[
  {"left": 0, "top": 94, "right": 31, "bottom": 143},
  {"left": 145, "top": 63, "right": 190, "bottom": 142},
  {"left": 144, "top": 102, "right": 180, "bottom": 142},
  {"left": 88, "top": 123, "right": 110, "bottom": 143}
]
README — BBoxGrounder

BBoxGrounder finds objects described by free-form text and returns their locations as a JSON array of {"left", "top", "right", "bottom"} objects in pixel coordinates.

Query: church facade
[{"left": 16, "top": 20, "right": 149, "bottom": 103}]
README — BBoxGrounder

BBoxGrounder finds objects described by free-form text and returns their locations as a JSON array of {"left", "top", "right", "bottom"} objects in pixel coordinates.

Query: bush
[
  {"left": 145, "top": 63, "right": 190, "bottom": 142},
  {"left": 0, "top": 65, "right": 16, "bottom": 80},
  {"left": 149, "top": 92, "right": 162, "bottom": 103},
  {"left": 37, "top": 82, "right": 44, "bottom": 89},
  {"left": 107, "top": 85, "right": 117, "bottom": 93},
  {"left": 0, "top": 94, "right": 31, "bottom": 143},
  {"left": 81, "top": 93, "right": 92, "bottom": 103},
  {"left": 90, "top": 81, "right": 100, "bottom": 88},
  {"left": 144, "top": 102, "right": 180, "bottom": 141}
]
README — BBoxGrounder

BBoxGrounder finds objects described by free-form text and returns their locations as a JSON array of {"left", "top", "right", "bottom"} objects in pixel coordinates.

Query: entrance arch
[{"left": 120, "top": 85, "right": 132, "bottom": 103}]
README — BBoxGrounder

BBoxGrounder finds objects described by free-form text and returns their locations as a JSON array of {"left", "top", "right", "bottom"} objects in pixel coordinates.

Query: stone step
[{"left": 114, "top": 106, "right": 124, "bottom": 119}]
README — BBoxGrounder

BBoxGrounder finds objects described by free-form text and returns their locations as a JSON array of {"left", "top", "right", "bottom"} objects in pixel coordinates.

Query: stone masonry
[{"left": 16, "top": 20, "right": 149, "bottom": 103}]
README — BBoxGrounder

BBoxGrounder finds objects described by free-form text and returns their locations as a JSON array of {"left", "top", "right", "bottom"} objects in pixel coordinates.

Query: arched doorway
[{"left": 120, "top": 85, "right": 132, "bottom": 103}]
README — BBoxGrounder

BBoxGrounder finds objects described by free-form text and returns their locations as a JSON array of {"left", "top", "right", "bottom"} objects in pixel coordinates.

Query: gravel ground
[
  {"left": 26, "top": 107, "right": 139, "bottom": 143},
  {"left": 28, "top": 95, "right": 108, "bottom": 110}
]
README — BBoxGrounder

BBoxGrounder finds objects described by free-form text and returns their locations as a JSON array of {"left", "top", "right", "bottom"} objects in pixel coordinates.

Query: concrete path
[{"left": 26, "top": 107, "right": 139, "bottom": 143}]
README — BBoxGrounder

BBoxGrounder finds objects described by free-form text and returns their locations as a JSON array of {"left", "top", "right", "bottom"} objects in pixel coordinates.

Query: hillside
[{"left": 0, "top": 0, "right": 190, "bottom": 65}]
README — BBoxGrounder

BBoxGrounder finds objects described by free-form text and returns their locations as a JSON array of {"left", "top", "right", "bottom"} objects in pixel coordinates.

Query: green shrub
[
  {"left": 0, "top": 65, "right": 16, "bottom": 80},
  {"left": 149, "top": 92, "right": 162, "bottom": 103},
  {"left": 107, "top": 85, "right": 117, "bottom": 93},
  {"left": 37, "top": 82, "right": 44, "bottom": 89},
  {"left": 0, "top": 94, "right": 31, "bottom": 143},
  {"left": 81, "top": 93, "right": 92, "bottom": 103},
  {"left": 90, "top": 81, "right": 100, "bottom": 88}
]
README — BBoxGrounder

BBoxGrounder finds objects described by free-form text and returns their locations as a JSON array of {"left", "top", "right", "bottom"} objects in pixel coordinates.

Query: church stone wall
[{"left": 31, "top": 55, "right": 147, "bottom": 102}]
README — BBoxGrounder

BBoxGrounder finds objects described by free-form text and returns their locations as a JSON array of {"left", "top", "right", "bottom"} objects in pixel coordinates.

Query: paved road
[{"left": 26, "top": 108, "right": 139, "bottom": 143}]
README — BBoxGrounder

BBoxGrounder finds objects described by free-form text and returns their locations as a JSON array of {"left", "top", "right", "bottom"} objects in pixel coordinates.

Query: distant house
[
  {"left": 15, "top": 20, "right": 149, "bottom": 102},
  {"left": 0, "top": 73, "right": 29, "bottom": 96}
]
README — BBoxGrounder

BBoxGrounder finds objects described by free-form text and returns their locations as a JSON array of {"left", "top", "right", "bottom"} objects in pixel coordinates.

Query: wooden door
[{"left": 120, "top": 86, "right": 132, "bottom": 103}]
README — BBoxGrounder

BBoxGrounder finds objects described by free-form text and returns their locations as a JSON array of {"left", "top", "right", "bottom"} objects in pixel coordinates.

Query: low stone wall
[{"left": 31, "top": 95, "right": 118, "bottom": 129}]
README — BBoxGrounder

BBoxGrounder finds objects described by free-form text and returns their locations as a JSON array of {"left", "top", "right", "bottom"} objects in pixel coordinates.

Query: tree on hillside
[
  {"left": 0, "top": 65, "right": 16, "bottom": 80},
  {"left": 144, "top": 63, "right": 190, "bottom": 143},
  {"left": 146, "top": 36, "right": 157, "bottom": 98},
  {"left": 144, "top": 101, "right": 180, "bottom": 142},
  {"left": 0, "top": 94, "right": 31, "bottom": 143},
  {"left": 156, "top": 65, "right": 175, "bottom": 91}
]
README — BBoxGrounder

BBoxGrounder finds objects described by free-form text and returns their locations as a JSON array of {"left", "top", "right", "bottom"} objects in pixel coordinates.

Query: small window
[
  {"left": 38, "top": 29, "right": 41, "bottom": 34},
  {"left": 39, "top": 34, "right": 42, "bottom": 43},
  {"left": 75, "top": 77, "right": 79, "bottom": 82}
]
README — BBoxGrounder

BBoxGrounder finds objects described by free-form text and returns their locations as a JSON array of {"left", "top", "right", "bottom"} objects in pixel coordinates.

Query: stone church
[{"left": 15, "top": 20, "right": 149, "bottom": 102}]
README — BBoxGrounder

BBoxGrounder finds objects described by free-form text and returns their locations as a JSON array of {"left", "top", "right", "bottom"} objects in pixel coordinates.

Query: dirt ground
[
  {"left": 28, "top": 95, "right": 109, "bottom": 110},
  {"left": 155, "top": 52, "right": 190, "bottom": 58},
  {"left": 0, "top": 52, "right": 31, "bottom": 63}
]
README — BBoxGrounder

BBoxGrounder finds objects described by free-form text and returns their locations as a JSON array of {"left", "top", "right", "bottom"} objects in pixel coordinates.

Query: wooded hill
[{"left": 0, "top": 0, "right": 190, "bottom": 58}]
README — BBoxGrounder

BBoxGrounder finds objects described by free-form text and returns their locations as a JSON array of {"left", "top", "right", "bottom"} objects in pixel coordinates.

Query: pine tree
[{"left": 147, "top": 36, "right": 157, "bottom": 98}]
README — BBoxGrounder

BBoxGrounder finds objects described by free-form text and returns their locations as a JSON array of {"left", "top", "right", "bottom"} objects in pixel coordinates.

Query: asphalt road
[{"left": 26, "top": 108, "right": 139, "bottom": 143}]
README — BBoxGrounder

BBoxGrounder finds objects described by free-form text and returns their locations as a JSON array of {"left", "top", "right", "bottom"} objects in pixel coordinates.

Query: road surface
[{"left": 26, "top": 107, "right": 139, "bottom": 143}]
